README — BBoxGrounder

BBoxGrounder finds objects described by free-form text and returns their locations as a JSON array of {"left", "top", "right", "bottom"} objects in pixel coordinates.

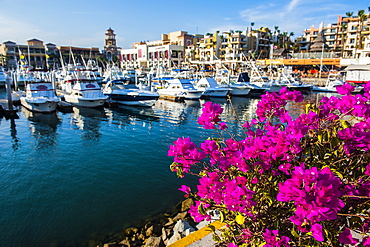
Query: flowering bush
[{"left": 169, "top": 85, "right": 370, "bottom": 246}]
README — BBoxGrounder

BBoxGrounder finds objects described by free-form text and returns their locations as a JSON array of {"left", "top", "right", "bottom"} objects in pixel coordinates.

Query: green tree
[
  {"left": 354, "top": 10, "right": 367, "bottom": 57},
  {"left": 346, "top": 11, "right": 354, "bottom": 17},
  {"left": 340, "top": 23, "right": 348, "bottom": 57}
]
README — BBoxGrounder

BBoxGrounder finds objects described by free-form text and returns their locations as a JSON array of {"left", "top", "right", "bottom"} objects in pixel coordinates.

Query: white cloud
[{"left": 286, "top": 0, "right": 301, "bottom": 12}]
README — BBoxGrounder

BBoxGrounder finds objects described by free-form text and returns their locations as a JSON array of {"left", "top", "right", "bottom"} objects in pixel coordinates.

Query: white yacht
[
  {"left": 20, "top": 80, "right": 60, "bottom": 113},
  {"left": 193, "top": 78, "right": 230, "bottom": 98},
  {"left": 61, "top": 73, "right": 107, "bottom": 108},
  {"left": 156, "top": 79, "right": 203, "bottom": 100},
  {"left": 102, "top": 79, "right": 159, "bottom": 107}
]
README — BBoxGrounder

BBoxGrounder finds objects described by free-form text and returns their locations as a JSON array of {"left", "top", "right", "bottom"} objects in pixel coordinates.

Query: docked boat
[
  {"left": 269, "top": 81, "right": 312, "bottom": 94},
  {"left": 234, "top": 72, "right": 267, "bottom": 96},
  {"left": 61, "top": 76, "right": 107, "bottom": 108},
  {"left": 193, "top": 77, "right": 229, "bottom": 98},
  {"left": 102, "top": 79, "right": 159, "bottom": 107},
  {"left": 214, "top": 69, "right": 252, "bottom": 96},
  {"left": 156, "top": 79, "right": 203, "bottom": 100},
  {"left": 312, "top": 72, "right": 344, "bottom": 92},
  {"left": 20, "top": 80, "right": 60, "bottom": 113}
]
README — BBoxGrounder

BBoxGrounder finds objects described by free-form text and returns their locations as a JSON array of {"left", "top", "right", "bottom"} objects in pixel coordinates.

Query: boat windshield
[
  {"left": 31, "top": 90, "right": 56, "bottom": 98},
  {"left": 181, "top": 82, "right": 195, "bottom": 90}
]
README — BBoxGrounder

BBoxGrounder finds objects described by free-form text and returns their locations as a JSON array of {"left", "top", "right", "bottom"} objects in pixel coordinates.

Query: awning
[{"left": 344, "top": 64, "right": 370, "bottom": 71}]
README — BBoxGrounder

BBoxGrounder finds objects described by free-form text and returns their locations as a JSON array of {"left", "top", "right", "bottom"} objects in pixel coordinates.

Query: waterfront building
[
  {"left": 58, "top": 46, "right": 101, "bottom": 65},
  {"left": 120, "top": 44, "right": 184, "bottom": 69},
  {"left": 120, "top": 30, "right": 198, "bottom": 69},
  {"left": 0, "top": 39, "right": 102, "bottom": 70},
  {"left": 0, "top": 39, "right": 60, "bottom": 70},
  {"left": 299, "top": 12, "right": 370, "bottom": 58}
]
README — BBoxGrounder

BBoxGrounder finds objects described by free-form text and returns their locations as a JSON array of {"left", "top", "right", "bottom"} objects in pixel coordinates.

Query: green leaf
[
  {"left": 220, "top": 211, "right": 225, "bottom": 223},
  {"left": 208, "top": 225, "right": 216, "bottom": 232},
  {"left": 198, "top": 203, "right": 206, "bottom": 215},
  {"left": 291, "top": 226, "right": 300, "bottom": 238}
]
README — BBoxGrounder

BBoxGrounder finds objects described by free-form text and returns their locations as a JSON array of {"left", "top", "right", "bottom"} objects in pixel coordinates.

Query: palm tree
[
  {"left": 250, "top": 22, "right": 255, "bottom": 32},
  {"left": 346, "top": 12, "right": 354, "bottom": 17},
  {"left": 340, "top": 23, "right": 348, "bottom": 57},
  {"left": 354, "top": 10, "right": 367, "bottom": 56}
]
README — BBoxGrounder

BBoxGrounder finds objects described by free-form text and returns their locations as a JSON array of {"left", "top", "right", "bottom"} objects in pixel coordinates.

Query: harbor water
[{"left": 0, "top": 90, "right": 332, "bottom": 246}]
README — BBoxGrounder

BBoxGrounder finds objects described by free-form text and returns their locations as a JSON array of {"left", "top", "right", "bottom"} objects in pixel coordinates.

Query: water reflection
[
  {"left": 153, "top": 99, "right": 202, "bottom": 125},
  {"left": 108, "top": 105, "right": 160, "bottom": 128},
  {"left": 9, "top": 118, "right": 20, "bottom": 151},
  {"left": 286, "top": 91, "right": 340, "bottom": 119},
  {"left": 22, "top": 107, "right": 61, "bottom": 150},
  {"left": 70, "top": 107, "right": 107, "bottom": 143}
]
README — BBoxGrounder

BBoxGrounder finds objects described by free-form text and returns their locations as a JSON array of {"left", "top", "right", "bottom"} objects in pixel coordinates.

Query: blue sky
[{"left": 0, "top": 0, "right": 368, "bottom": 50}]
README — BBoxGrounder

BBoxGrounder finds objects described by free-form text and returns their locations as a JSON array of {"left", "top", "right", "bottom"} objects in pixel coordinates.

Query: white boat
[
  {"left": 269, "top": 81, "right": 312, "bottom": 94},
  {"left": 214, "top": 69, "right": 252, "bottom": 96},
  {"left": 193, "top": 78, "right": 230, "bottom": 98},
  {"left": 344, "top": 64, "right": 370, "bottom": 84},
  {"left": 156, "top": 79, "right": 203, "bottom": 100},
  {"left": 235, "top": 72, "right": 267, "bottom": 96},
  {"left": 61, "top": 76, "right": 107, "bottom": 108},
  {"left": 222, "top": 82, "right": 252, "bottom": 96},
  {"left": 20, "top": 80, "right": 60, "bottom": 113},
  {"left": 102, "top": 79, "right": 159, "bottom": 107},
  {"left": 312, "top": 72, "right": 344, "bottom": 92}
]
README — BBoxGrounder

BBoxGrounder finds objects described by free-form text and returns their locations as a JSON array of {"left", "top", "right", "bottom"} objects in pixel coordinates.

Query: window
[
  {"left": 330, "top": 35, "right": 335, "bottom": 39},
  {"left": 331, "top": 29, "right": 336, "bottom": 33},
  {"left": 350, "top": 39, "right": 355, "bottom": 44},
  {"left": 313, "top": 31, "right": 318, "bottom": 35}
]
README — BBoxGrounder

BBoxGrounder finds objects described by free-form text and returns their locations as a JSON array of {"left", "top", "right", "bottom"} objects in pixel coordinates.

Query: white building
[{"left": 120, "top": 44, "right": 184, "bottom": 69}]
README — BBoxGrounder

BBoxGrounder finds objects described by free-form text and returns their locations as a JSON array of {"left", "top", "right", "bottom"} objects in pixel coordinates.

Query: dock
[{"left": 0, "top": 99, "right": 18, "bottom": 119}]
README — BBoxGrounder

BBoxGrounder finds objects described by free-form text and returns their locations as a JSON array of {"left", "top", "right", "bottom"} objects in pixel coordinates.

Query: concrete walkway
[{"left": 167, "top": 221, "right": 224, "bottom": 247}]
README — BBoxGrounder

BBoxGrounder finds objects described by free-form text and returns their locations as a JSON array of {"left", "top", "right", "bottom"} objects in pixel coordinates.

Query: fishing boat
[
  {"left": 214, "top": 69, "right": 252, "bottom": 96},
  {"left": 102, "top": 79, "right": 159, "bottom": 107},
  {"left": 61, "top": 74, "right": 107, "bottom": 108},
  {"left": 312, "top": 71, "right": 363, "bottom": 93},
  {"left": 193, "top": 77, "right": 230, "bottom": 98},
  {"left": 20, "top": 80, "right": 60, "bottom": 113},
  {"left": 156, "top": 79, "right": 203, "bottom": 100},
  {"left": 312, "top": 72, "right": 344, "bottom": 92}
]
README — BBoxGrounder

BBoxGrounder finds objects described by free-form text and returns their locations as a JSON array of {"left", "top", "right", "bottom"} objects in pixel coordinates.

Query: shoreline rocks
[{"left": 101, "top": 198, "right": 200, "bottom": 247}]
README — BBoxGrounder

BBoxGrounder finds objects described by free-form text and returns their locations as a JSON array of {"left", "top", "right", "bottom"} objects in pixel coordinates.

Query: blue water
[{"left": 0, "top": 91, "right": 330, "bottom": 246}]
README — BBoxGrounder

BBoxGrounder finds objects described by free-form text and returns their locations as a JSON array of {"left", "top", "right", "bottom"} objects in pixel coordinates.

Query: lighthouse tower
[{"left": 104, "top": 27, "right": 118, "bottom": 60}]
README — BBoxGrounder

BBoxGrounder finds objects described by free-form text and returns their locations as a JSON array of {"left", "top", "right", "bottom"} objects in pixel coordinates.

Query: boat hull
[
  {"left": 229, "top": 87, "right": 251, "bottom": 96},
  {"left": 157, "top": 90, "right": 202, "bottom": 100},
  {"left": 20, "top": 98, "right": 59, "bottom": 113},
  {"left": 107, "top": 94, "right": 159, "bottom": 107},
  {"left": 200, "top": 89, "right": 229, "bottom": 98},
  {"left": 64, "top": 95, "right": 106, "bottom": 108}
]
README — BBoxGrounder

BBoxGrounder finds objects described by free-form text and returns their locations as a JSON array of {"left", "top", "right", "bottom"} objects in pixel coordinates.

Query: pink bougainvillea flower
[
  {"left": 338, "top": 228, "right": 358, "bottom": 245},
  {"left": 311, "top": 223, "right": 324, "bottom": 241},
  {"left": 336, "top": 83, "right": 355, "bottom": 95},
  {"left": 365, "top": 164, "right": 370, "bottom": 176},
  {"left": 198, "top": 102, "right": 224, "bottom": 129},
  {"left": 178, "top": 185, "right": 191, "bottom": 194}
]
